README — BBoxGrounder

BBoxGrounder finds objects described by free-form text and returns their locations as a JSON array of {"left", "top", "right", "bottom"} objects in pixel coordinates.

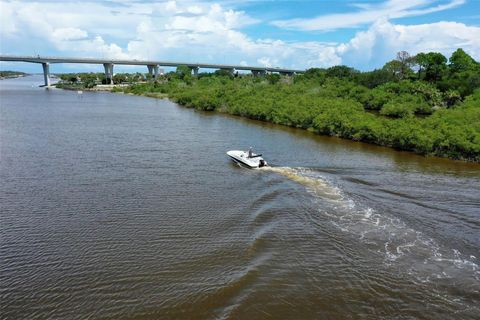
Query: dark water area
[{"left": 1, "top": 76, "right": 479, "bottom": 319}]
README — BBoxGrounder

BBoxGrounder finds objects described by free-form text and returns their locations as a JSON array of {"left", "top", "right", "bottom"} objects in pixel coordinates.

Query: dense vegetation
[
  {"left": 83, "top": 49, "right": 480, "bottom": 161},
  {"left": 0, "top": 70, "right": 27, "bottom": 79},
  {"left": 56, "top": 72, "right": 152, "bottom": 88}
]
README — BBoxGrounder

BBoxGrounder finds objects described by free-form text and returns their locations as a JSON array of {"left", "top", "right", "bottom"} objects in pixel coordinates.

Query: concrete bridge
[{"left": 0, "top": 55, "right": 305, "bottom": 87}]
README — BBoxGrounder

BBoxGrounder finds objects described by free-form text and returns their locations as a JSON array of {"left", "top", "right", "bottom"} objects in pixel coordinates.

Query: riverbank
[
  {"left": 0, "top": 71, "right": 27, "bottom": 80},
  {"left": 112, "top": 77, "right": 480, "bottom": 163},
  {"left": 55, "top": 83, "right": 130, "bottom": 91}
]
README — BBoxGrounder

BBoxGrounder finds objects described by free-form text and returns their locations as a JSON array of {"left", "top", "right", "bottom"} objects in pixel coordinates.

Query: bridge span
[{"left": 0, "top": 55, "right": 305, "bottom": 87}]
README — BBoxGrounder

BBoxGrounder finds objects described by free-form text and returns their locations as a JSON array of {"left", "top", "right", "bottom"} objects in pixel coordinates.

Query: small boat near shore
[{"left": 227, "top": 148, "right": 268, "bottom": 168}]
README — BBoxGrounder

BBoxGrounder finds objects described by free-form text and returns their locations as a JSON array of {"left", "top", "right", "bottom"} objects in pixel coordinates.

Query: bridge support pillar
[
  {"left": 279, "top": 71, "right": 294, "bottom": 76},
  {"left": 42, "top": 62, "right": 51, "bottom": 87},
  {"left": 103, "top": 63, "right": 114, "bottom": 84},
  {"left": 147, "top": 64, "right": 159, "bottom": 81},
  {"left": 252, "top": 70, "right": 266, "bottom": 77},
  {"left": 190, "top": 66, "right": 199, "bottom": 77}
]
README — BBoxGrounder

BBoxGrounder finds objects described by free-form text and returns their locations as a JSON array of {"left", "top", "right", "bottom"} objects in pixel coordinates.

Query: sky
[{"left": 0, "top": 0, "right": 479, "bottom": 73}]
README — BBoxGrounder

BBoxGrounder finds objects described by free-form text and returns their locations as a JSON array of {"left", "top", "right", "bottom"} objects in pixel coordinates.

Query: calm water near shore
[{"left": 1, "top": 76, "right": 479, "bottom": 319}]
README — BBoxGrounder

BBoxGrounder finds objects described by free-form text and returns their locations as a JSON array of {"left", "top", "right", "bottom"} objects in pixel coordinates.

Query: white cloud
[
  {"left": 165, "top": 1, "right": 178, "bottom": 13},
  {"left": 166, "top": 4, "right": 246, "bottom": 32},
  {"left": 257, "top": 57, "right": 276, "bottom": 67},
  {"left": 187, "top": 5, "right": 203, "bottom": 15},
  {"left": 272, "top": 0, "right": 465, "bottom": 31},
  {"left": 338, "top": 20, "right": 480, "bottom": 69},
  {"left": 52, "top": 28, "right": 88, "bottom": 41},
  {"left": 311, "top": 46, "right": 342, "bottom": 67},
  {"left": 55, "top": 36, "right": 131, "bottom": 60}
]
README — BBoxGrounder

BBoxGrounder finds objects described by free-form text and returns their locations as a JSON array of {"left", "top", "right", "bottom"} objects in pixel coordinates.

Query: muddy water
[{"left": 1, "top": 76, "right": 479, "bottom": 319}]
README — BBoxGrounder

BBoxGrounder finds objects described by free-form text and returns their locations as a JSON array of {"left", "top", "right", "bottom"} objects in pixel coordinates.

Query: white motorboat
[{"left": 227, "top": 149, "right": 268, "bottom": 168}]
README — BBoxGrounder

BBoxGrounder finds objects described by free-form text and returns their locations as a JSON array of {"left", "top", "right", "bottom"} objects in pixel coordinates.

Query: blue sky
[{"left": 1, "top": 0, "right": 479, "bottom": 73}]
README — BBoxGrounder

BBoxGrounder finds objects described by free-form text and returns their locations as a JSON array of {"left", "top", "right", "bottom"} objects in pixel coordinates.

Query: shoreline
[
  {"left": 116, "top": 89, "right": 480, "bottom": 164},
  {"left": 51, "top": 83, "right": 479, "bottom": 164},
  {"left": 55, "top": 84, "right": 122, "bottom": 91},
  {"left": 0, "top": 74, "right": 26, "bottom": 80}
]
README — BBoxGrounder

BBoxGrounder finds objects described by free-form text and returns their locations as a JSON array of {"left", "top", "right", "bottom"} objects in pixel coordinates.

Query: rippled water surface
[{"left": 1, "top": 76, "right": 479, "bottom": 319}]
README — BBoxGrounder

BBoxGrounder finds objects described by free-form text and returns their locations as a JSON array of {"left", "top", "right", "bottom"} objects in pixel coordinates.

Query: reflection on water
[{"left": 1, "top": 76, "right": 479, "bottom": 319}]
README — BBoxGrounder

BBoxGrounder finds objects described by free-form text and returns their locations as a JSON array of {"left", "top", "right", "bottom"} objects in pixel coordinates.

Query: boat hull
[{"left": 227, "top": 150, "right": 267, "bottom": 168}]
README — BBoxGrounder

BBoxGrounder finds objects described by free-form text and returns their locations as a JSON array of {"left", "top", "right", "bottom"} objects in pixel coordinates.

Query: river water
[{"left": 1, "top": 76, "right": 479, "bottom": 319}]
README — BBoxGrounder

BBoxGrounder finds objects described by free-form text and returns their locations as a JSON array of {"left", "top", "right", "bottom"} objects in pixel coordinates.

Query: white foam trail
[
  {"left": 261, "top": 166, "right": 342, "bottom": 201},
  {"left": 261, "top": 166, "right": 480, "bottom": 283}
]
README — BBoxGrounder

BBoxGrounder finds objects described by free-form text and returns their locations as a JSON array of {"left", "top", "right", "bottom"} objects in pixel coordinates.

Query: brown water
[{"left": 1, "top": 76, "right": 479, "bottom": 319}]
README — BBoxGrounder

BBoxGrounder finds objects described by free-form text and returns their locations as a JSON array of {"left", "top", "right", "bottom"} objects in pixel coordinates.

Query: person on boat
[{"left": 248, "top": 147, "right": 253, "bottom": 158}]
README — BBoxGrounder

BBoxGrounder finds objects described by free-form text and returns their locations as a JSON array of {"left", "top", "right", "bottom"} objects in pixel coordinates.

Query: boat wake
[
  {"left": 261, "top": 166, "right": 342, "bottom": 201},
  {"left": 261, "top": 166, "right": 480, "bottom": 285}
]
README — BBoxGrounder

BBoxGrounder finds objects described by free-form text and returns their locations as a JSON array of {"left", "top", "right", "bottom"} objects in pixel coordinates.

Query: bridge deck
[{"left": 0, "top": 55, "right": 304, "bottom": 74}]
